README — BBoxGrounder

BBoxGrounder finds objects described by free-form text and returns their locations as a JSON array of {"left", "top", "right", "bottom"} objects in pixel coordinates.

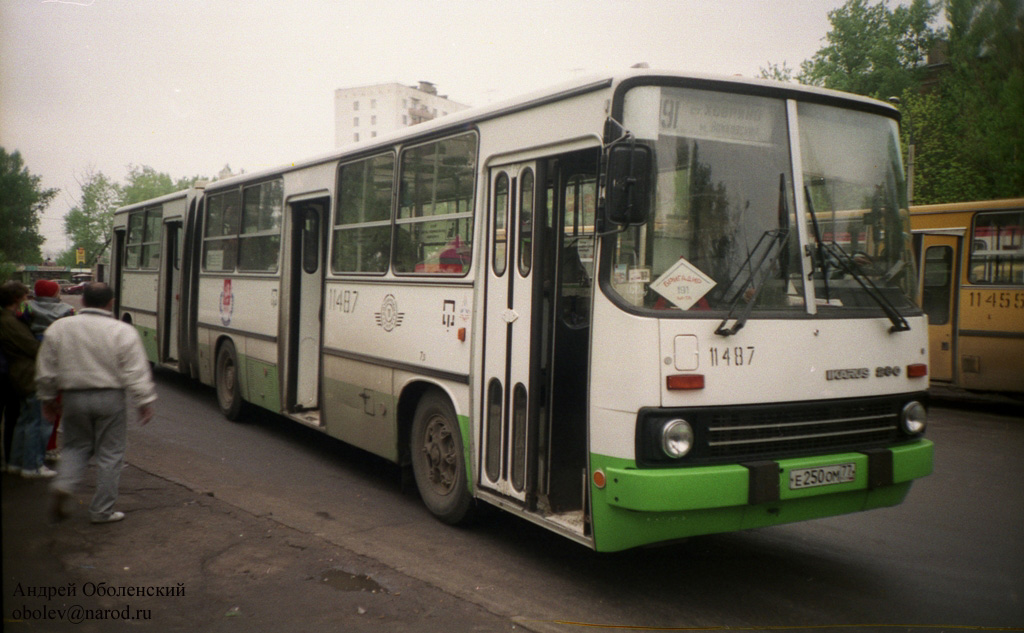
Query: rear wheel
[
  {"left": 215, "top": 340, "right": 244, "bottom": 421},
  {"left": 410, "top": 391, "right": 472, "bottom": 524}
]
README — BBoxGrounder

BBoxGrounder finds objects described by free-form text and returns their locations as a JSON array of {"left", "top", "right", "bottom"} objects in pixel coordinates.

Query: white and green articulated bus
[{"left": 111, "top": 69, "right": 933, "bottom": 552}]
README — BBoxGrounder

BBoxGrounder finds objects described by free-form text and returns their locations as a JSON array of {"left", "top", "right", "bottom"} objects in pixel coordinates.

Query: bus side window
[
  {"left": 203, "top": 190, "right": 241, "bottom": 272},
  {"left": 239, "top": 180, "right": 283, "bottom": 273},
  {"left": 333, "top": 153, "right": 394, "bottom": 274},
  {"left": 125, "top": 207, "right": 163, "bottom": 271},
  {"left": 395, "top": 133, "right": 476, "bottom": 275},
  {"left": 921, "top": 245, "right": 953, "bottom": 325},
  {"left": 968, "top": 210, "right": 1024, "bottom": 285}
]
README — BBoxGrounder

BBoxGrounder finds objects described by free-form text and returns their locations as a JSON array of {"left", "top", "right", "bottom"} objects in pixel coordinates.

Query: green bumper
[
  {"left": 133, "top": 324, "right": 158, "bottom": 364},
  {"left": 590, "top": 439, "right": 933, "bottom": 552}
]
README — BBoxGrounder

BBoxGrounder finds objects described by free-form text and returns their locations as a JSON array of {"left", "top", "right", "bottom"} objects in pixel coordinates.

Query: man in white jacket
[{"left": 36, "top": 282, "right": 156, "bottom": 524}]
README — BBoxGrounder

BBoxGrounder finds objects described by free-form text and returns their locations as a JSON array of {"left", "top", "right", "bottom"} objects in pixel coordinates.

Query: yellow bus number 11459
[{"left": 967, "top": 290, "right": 1024, "bottom": 310}]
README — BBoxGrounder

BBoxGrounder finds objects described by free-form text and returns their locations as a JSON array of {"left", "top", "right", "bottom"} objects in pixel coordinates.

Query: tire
[
  {"left": 215, "top": 340, "right": 244, "bottom": 421},
  {"left": 410, "top": 391, "right": 473, "bottom": 524}
]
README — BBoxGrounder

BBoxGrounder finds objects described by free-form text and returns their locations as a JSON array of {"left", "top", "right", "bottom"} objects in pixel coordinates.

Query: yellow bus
[{"left": 910, "top": 198, "right": 1024, "bottom": 395}]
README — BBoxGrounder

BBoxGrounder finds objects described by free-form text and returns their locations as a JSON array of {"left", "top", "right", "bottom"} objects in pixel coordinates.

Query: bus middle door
[
  {"left": 287, "top": 198, "right": 328, "bottom": 416},
  {"left": 480, "top": 162, "right": 541, "bottom": 504},
  {"left": 161, "top": 219, "right": 181, "bottom": 365}
]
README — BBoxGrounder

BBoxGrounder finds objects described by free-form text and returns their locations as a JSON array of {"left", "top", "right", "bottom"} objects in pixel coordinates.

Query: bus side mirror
[{"left": 605, "top": 143, "right": 652, "bottom": 226}]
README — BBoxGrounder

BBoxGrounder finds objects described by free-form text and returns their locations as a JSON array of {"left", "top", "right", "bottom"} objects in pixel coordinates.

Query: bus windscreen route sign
[{"left": 651, "top": 257, "right": 716, "bottom": 311}]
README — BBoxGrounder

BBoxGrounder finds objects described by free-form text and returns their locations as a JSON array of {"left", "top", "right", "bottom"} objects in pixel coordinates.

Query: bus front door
[
  {"left": 480, "top": 161, "right": 542, "bottom": 504},
  {"left": 919, "top": 234, "right": 961, "bottom": 383}
]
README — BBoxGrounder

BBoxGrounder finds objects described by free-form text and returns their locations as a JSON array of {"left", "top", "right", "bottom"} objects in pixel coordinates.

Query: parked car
[{"left": 64, "top": 282, "right": 86, "bottom": 295}]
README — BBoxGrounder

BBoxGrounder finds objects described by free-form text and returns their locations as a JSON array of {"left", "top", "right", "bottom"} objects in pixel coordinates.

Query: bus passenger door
[
  {"left": 287, "top": 198, "right": 327, "bottom": 414},
  {"left": 545, "top": 156, "right": 598, "bottom": 513},
  {"left": 919, "top": 234, "right": 960, "bottom": 383},
  {"left": 112, "top": 228, "right": 126, "bottom": 318},
  {"left": 161, "top": 220, "right": 182, "bottom": 364},
  {"left": 480, "top": 162, "right": 540, "bottom": 503}
]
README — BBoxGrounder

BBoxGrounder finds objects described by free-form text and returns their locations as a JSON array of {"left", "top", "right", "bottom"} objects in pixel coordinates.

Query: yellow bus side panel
[
  {"left": 956, "top": 287, "right": 1024, "bottom": 392},
  {"left": 956, "top": 334, "right": 1024, "bottom": 392}
]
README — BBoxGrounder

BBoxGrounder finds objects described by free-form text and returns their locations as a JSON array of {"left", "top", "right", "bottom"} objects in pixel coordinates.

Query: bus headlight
[
  {"left": 661, "top": 419, "right": 694, "bottom": 458},
  {"left": 901, "top": 401, "right": 927, "bottom": 434}
]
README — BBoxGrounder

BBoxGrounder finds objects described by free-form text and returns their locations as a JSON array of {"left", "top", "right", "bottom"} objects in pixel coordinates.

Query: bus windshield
[
  {"left": 608, "top": 86, "right": 918, "bottom": 316},
  {"left": 798, "top": 102, "right": 917, "bottom": 313}
]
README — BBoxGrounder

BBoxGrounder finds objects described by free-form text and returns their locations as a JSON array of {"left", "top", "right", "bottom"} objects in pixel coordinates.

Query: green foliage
[
  {"left": 764, "top": 0, "right": 1024, "bottom": 204},
  {"left": 121, "top": 164, "right": 204, "bottom": 206},
  {"left": 902, "top": 91, "right": 988, "bottom": 202},
  {"left": 60, "top": 165, "right": 207, "bottom": 265},
  {"left": 908, "top": 0, "right": 1024, "bottom": 203},
  {"left": 0, "top": 147, "right": 59, "bottom": 264},
  {"left": 54, "top": 248, "right": 78, "bottom": 268},
  {"left": 798, "top": 0, "right": 939, "bottom": 99},
  {"left": 62, "top": 170, "right": 121, "bottom": 267},
  {"left": 0, "top": 259, "right": 16, "bottom": 283},
  {"left": 121, "top": 164, "right": 173, "bottom": 206},
  {"left": 758, "top": 61, "right": 796, "bottom": 82}
]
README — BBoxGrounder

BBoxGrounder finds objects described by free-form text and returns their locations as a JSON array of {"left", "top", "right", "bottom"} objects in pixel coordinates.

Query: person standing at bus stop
[
  {"left": 0, "top": 281, "right": 53, "bottom": 478},
  {"left": 25, "top": 279, "right": 75, "bottom": 463},
  {"left": 37, "top": 282, "right": 156, "bottom": 524}
]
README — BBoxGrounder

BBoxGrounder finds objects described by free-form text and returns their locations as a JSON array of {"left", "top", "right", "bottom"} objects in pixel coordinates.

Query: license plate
[{"left": 788, "top": 463, "right": 856, "bottom": 490}]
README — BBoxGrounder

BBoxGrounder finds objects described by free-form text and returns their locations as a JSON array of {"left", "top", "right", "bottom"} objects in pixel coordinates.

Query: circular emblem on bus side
[{"left": 375, "top": 294, "right": 404, "bottom": 332}]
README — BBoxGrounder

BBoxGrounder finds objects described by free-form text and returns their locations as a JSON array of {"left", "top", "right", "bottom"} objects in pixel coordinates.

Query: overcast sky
[{"left": 2, "top": 0, "right": 854, "bottom": 258}]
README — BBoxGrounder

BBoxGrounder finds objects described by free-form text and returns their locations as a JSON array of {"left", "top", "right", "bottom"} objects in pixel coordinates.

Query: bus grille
[
  {"left": 635, "top": 394, "right": 920, "bottom": 467},
  {"left": 704, "top": 401, "right": 900, "bottom": 461}
]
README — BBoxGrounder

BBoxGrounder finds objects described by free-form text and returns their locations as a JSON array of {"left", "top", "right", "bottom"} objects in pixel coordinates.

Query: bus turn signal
[
  {"left": 907, "top": 364, "right": 928, "bottom": 378},
  {"left": 666, "top": 374, "right": 705, "bottom": 390}
]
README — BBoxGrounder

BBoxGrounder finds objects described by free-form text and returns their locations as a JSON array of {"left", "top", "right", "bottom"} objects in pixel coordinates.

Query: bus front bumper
[{"left": 589, "top": 439, "right": 933, "bottom": 551}]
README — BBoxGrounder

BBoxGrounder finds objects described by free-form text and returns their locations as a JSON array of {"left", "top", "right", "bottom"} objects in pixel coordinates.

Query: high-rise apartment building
[{"left": 334, "top": 81, "right": 471, "bottom": 147}]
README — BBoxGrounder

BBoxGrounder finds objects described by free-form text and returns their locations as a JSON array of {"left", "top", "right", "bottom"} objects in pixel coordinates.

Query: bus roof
[
  {"left": 114, "top": 187, "right": 200, "bottom": 216},
  {"left": 910, "top": 198, "right": 1024, "bottom": 216},
  {"left": 201, "top": 68, "right": 900, "bottom": 194}
]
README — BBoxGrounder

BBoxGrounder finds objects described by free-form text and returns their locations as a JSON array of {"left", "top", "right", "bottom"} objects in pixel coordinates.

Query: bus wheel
[
  {"left": 411, "top": 391, "right": 472, "bottom": 524},
  {"left": 215, "top": 341, "right": 244, "bottom": 421}
]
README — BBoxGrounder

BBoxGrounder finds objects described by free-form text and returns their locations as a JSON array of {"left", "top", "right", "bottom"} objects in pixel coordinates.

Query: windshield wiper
[
  {"left": 716, "top": 175, "right": 792, "bottom": 337},
  {"left": 820, "top": 242, "right": 911, "bottom": 333},
  {"left": 715, "top": 227, "right": 790, "bottom": 337},
  {"left": 804, "top": 187, "right": 831, "bottom": 303},
  {"left": 803, "top": 186, "right": 909, "bottom": 332}
]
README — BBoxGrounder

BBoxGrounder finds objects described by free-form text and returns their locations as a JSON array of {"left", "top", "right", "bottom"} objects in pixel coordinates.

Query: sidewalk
[{"left": 2, "top": 463, "right": 518, "bottom": 632}]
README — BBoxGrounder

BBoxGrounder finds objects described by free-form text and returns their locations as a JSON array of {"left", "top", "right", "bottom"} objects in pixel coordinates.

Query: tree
[
  {"left": 121, "top": 164, "right": 203, "bottom": 206},
  {"left": 899, "top": 0, "right": 1024, "bottom": 203},
  {"left": 943, "top": 0, "right": 1023, "bottom": 199},
  {"left": 797, "top": 0, "right": 939, "bottom": 99},
  {"left": 59, "top": 164, "right": 206, "bottom": 265},
  {"left": 758, "top": 61, "right": 796, "bottom": 83},
  {"left": 62, "top": 170, "right": 121, "bottom": 267},
  {"left": 901, "top": 89, "right": 988, "bottom": 203},
  {"left": 763, "top": 0, "right": 1023, "bottom": 204},
  {"left": 0, "top": 147, "right": 59, "bottom": 266}
]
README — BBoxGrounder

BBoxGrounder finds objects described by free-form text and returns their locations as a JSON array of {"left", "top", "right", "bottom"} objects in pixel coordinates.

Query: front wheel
[
  {"left": 215, "top": 340, "right": 244, "bottom": 421},
  {"left": 410, "top": 391, "right": 473, "bottom": 524}
]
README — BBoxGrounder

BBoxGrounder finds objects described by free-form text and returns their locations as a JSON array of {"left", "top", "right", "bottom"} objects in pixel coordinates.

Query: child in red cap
[
  {"left": 26, "top": 280, "right": 74, "bottom": 339},
  {"left": 26, "top": 280, "right": 75, "bottom": 464}
]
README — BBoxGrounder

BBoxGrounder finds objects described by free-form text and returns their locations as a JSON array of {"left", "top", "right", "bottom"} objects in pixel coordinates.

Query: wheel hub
[{"left": 422, "top": 416, "right": 455, "bottom": 494}]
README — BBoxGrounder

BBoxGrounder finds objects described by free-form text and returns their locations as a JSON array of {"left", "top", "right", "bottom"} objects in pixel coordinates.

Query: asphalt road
[{"left": 116, "top": 369, "right": 1023, "bottom": 632}]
